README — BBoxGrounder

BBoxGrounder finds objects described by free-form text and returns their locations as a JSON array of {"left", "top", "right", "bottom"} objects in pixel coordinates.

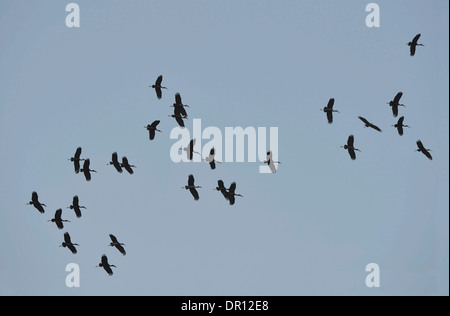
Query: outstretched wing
[
  {"left": 327, "top": 98, "right": 335, "bottom": 110},
  {"left": 151, "top": 120, "right": 160, "bottom": 128},
  {"left": 228, "top": 194, "right": 235, "bottom": 206},
  {"left": 190, "top": 188, "right": 200, "bottom": 201},
  {"left": 155, "top": 75, "right": 163, "bottom": 86},
  {"left": 34, "top": 203, "right": 45, "bottom": 214},
  {"left": 32, "top": 191, "right": 39, "bottom": 203},
  {"left": 155, "top": 87, "right": 162, "bottom": 99},
  {"left": 64, "top": 232, "right": 72, "bottom": 244},
  {"left": 348, "top": 148, "right": 356, "bottom": 160},
  {"left": 175, "top": 116, "right": 185, "bottom": 128},
  {"left": 73, "top": 195, "right": 79, "bottom": 207},
  {"left": 84, "top": 169, "right": 91, "bottom": 181},
  {"left": 391, "top": 104, "right": 398, "bottom": 117},
  {"left": 74, "top": 160, "right": 80, "bottom": 173},
  {"left": 115, "top": 244, "right": 126, "bottom": 256},
  {"left": 416, "top": 140, "right": 425, "bottom": 151},
  {"left": 122, "top": 157, "right": 134, "bottom": 174},
  {"left": 149, "top": 129, "right": 156, "bottom": 140},
  {"left": 347, "top": 135, "right": 354, "bottom": 147},
  {"left": 412, "top": 34, "right": 421, "bottom": 45},
  {"left": 67, "top": 244, "right": 77, "bottom": 254},
  {"left": 112, "top": 152, "right": 119, "bottom": 164},
  {"left": 55, "top": 209, "right": 62, "bottom": 220},
  {"left": 423, "top": 150, "right": 433, "bottom": 160},
  {"left": 74, "top": 147, "right": 82, "bottom": 160},
  {"left": 175, "top": 93, "right": 182, "bottom": 105},
  {"left": 394, "top": 92, "right": 403, "bottom": 104},
  {"left": 370, "top": 123, "right": 382, "bottom": 132},
  {"left": 326, "top": 111, "right": 333, "bottom": 124},
  {"left": 101, "top": 255, "right": 109, "bottom": 266},
  {"left": 109, "top": 234, "right": 118, "bottom": 244},
  {"left": 228, "top": 182, "right": 237, "bottom": 195},
  {"left": 188, "top": 174, "right": 195, "bottom": 187},
  {"left": 358, "top": 116, "right": 370, "bottom": 125}
]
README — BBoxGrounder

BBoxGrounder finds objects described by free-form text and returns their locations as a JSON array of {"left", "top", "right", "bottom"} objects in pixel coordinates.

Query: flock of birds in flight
[
  {"left": 26, "top": 34, "right": 432, "bottom": 276},
  {"left": 322, "top": 34, "right": 433, "bottom": 161}
]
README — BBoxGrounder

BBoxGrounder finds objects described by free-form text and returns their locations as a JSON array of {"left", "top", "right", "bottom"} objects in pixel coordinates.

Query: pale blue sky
[{"left": 0, "top": 0, "right": 448, "bottom": 295}]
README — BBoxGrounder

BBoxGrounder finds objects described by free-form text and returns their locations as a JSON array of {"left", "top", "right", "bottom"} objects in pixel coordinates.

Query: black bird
[
  {"left": 341, "top": 135, "right": 361, "bottom": 160},
  {"left": 96, "top": 255, "right": 116, "bottom": 276},
  {"left": 145, "top": 120, "right": 163, "bottom": 140},
  {"left": 48, "top": 209, "right": 70, "bottom": 230},
  {"left": 27, "top": 191, "right": 46, "bottom": 214},
  {"left": 171, "top": 93, "right": 189, "bottom": 116},
  {"left": 67, "top": 195, "right": 86, "bottom": 218},
  {"left": 205, "top": 148, "right": 220, "bottom": 170},
  {"left": 183, "top": 138, "right": 200, "bottom": 161},
  {"left": 60, "top": 232, "right": 79, "bottom": 254},
  {"left": 415, "top": 140, "right": 432, "bottom": 160},
  {"left": 121, "top": 157, "right": 136, "bottom": 174},
  {"left": 214, "top": 180, "right": 230, "bottom": 200},
  {"left": 322, "top": 98, "right": 340, "bottom": 124},
  {"left": 393, "top": 116, "right": 410, "bottom": 136},
  {"left": 109, "top": 234, "right": 126, "bottom": 256},
  {"left": 80, "top": 159, "right": 96, "bottom": 181},
  {"left": 387, "top": 92, "right": 405, "bottom": 117},
  {"left": 107, "top": 152, "right": 122, "bottom": 173},
  {"left": 226, "top": 182, "right": 243, "bottom": 206},
  {"left": 169, "top": 96, "right": 188, "bottom": 128},
  {"left": 408, "top": 34, "right": 424, "bottom": 56},
  {"left": 183, "top": 175, "right": 201, "bottom": 201},
  {"left": 68, "top": 147, "right": 84, "bottom": 174},
  {"left": 150, "top": 75, "right": 167, "bottom": 99},
  {"left": 358, "top": 116, "right": 382, "bottom": 132}
]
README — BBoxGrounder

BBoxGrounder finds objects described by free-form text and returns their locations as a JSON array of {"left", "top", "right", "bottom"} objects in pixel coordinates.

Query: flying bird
[
  {"left": 415, "top": 140, "right": 432, "bottom": 160},
  {"left": 226, "top": 182, "right": 243, "bottom": 206},
  {"left": 68, "top": 147, "right": 84, "bottom": 174},
  {"left": 150, "top": 75, "right": 167, "bottom": 99},
  {"left": 341, "top": 135, "right": 361, "bottom": 160},
  {"left": 169, "top": 104, "right": 188, "bottom": 128},
  {"left": 214, "top": 180, "right": 230, "bottom": 200},
  {"left": 205, "top": 148, "right": 221, "bottom": 170},
  {"left": 67, "top": 195, "right": 86, "bottom": 218},
  {"left": 183, "top": 138, "right": 200, "bottom": 161},
  {"left": 48, "top": 209, "right": 70, "bottom": 230},
  {"left": 263, "top": 151, "right": 281, "bottom": 173},
  {"left": 109, "top": 234, "right": 126, "bottom": 256},
  {"left": 27, "top": 191, "right": 46, "bottom": 214},
  {"left": 80, "top": 159, "right": 97, "bottom": 181},
  {"left": 408, "top": 34, "right": 424, "bottom": 56},
  {"left": 121, "top": 157, "right": 136, "bottom": 174},
  {"left": 96, "top": 255, "right": 116, "bottom": 276},
  {"left": 60, "top": 232, "right": 79, "bottom": 254},
  {"left": 322, "top": 98, "right": 340, "bottom": 124},
  {"left": 387, "top": 92, "right": 405, "bottom": 117},
  {"left": 107, "top": 152, "right": 123, "bottom": 173},
  {"left": 171, "top": 93, "right": 190, "bottom": 114},
  {"left": 358, "top": 116, "right": 382, "bottom": 132},
  {"left": 183, "top": 175, "right": 201, "bottom": 201},
  {"left": 393, "top": 116, "right": 410, "bottom": 136},
  {"left": 145, "top": 120, "right": 163, "bottom": 140}
]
